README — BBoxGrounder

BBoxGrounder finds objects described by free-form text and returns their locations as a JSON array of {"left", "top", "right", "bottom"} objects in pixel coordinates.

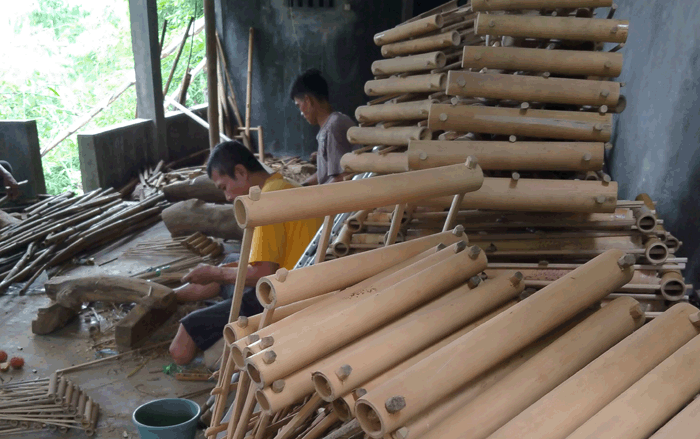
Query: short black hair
[
  {"left": 207, "top": 141, "right": 265, "bottom": 179},
  {"left": 289, "top": 68, "right": 329, "bottom": 102}
]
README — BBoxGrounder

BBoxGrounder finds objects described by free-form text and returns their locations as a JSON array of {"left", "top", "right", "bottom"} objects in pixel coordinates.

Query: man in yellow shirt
[{"left": 169, "top": 141, "right": 323, "bottom": 365}]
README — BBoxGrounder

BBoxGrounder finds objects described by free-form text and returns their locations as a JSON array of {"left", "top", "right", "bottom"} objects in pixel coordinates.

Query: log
[
  {"left": 31, "top": 302, "right": 78, "bottom": 335},
  {"left": 446, "top": 71, "right": 620, "bottom": 106},
  {"left": 475, "top": 14, "right": 629, "bottom": 43},
  {"left": 355, "top": 101, "right": 434, "bottom": 124},
  {"left": 374, "top": 15, "right": 444, "bottom": 46},
  {"left": 648, "top": 396, "right": 700, "bottom": 439},
  {"left": 233, "top": 163, "right": 483, "bottom": 229},
  {"left": 245, "top": 242, "right": 488, "bottom": 388},
  {"left": 346, "top": 126, "right": 431, "bottom": 146},
  {"left": 161, "top": 199, "right": 243, "bottom": 240},
  {"left": 381, "top": 32, "right": 460, "bottom": 58},
  {"left": 354, "top": 249, "right": 635, "bottom": 438},
  {"left": 421, "top": 177, "right": 618, "bottom": 213},
  {"left": 44, "top": 275, "right": 173, "bottom": 309},
  {"left": 428, "top": 104, "right": 613, "bottom": 141},
  {"left": 371, "top": 52, "right": 446, "bottom": 76},
  {"left": 489, "top": 302, "right": 700, "bottom": 439},
  {"left": 472, "top": 0, "right": 613, "bottom": 10},
  {"left": 311, "top": 273, "right": 524, "bottom": 402},
  {"left": 255, "top": 228, "right": 465, "bottom": 309},
  {"left": 417, "top": 296, "right": 644, "bottom": 439},
  {"left": 365, "top": 74, "right": 446, "bottom": 96},
  {"left": 161, "top": 175, "right": 227, "bottom": 203},
  {"left": 567, "top": 331, "right": 700, "bottom": 439}
]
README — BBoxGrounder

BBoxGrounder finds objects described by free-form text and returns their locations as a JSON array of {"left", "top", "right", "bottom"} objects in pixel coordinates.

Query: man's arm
[
  {"left": 182, "top": 261, "right": 279, "bottom": 286},
  {"left": 301, "top": 172, "right": 318, "bottom": 186}
]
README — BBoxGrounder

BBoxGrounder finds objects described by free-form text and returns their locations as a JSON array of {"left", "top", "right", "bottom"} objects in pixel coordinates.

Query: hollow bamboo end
[
  {"left": 230, "top": 344, "right": 247, "bottom": 369},
  {"left": 332, "top": 396, "right": 353, "bottom": 421},
  {"left": 450, "top": 31, "right": 461, "bottom": 46},
  {"left": 246, "top": 360, "right": 264, "bottom": 386},
  {"left": 660, "top": 272, "right": 686, "bottom": 301},
  {"left": 256, "top": 279, "right": 276, "bottom": 308},
  {"left": 233, "top": 198, "right": 249, "bottom": 228},
  {"left": 223, "top": 324, "right": 236, "bottom": 345},
  {"left": 312, "top": 372, "right": 336, "bottom": 401},
  {"left": 256, "top": 388, "right": 272, "bottom": 412},
  {"left": 356, "top": 400, "right": 386, "bottom": 438},
  {"left": 435, "top": 51, "right": 447, "bottom": 68},
  {"left": 645, "top": 239, "right": 668, "bottom": 264},
  {"left": 331, "top": 241, "right": 351, "bottom": 257}
]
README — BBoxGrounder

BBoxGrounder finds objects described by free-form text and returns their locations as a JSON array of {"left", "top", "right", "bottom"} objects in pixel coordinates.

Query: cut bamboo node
[
  {"left": 260, "top": 336, "right": 274, "bottom": 349},
  {"left": 271, "top": 380, "right": 285, "bottom": 393},
  {"left": 249, "top": 186, "right": 262, "bottom": 201},
  {"left": 467, "top": 276, "right": 482, "bottom": 289},
  {"left": 336, "top": 365, "right": 353, "bottom": 381},
  {"left": 688, "top": 312, "right": 700, "bottom": 327},
  {"left": 395, "top": 427, "right": 410, "bottom": 439},
  {"left": 466, "top": 155, "right": 478, "bottom": 169},
  {"left": 385, "top": 396, "right": 407, "bottom": 414},
  {"left": 629, "top": 303, "right": 645, "bottom": 319},
  {"left": 275, "top": 268, "right": 288, "bottom": 282},
  {"left": 455, "top": 241, "right": 468, "bottom": 253},
  {"left": 452, "top": 225, "right": 465, "bottom": 236},
  {"left": 510, "top": 271, "right": 524, "bottom": 286},
  {"left": 262, "top": 351, "right": 277, "bottom": 364},
  {"left": 617, "top": 253, "right": 636, "bottom": 269},
  {"left": 248, "top": 334, "right": 261, "bottom": 343},
  {"left": 237, "top": 316, "right": 249, "bottom": 328},
  {"left": 468, "top": 246, "right": 482, "bottom": 259}
]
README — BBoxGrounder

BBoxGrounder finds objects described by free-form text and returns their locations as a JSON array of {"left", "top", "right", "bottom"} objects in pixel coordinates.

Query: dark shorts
[{"left": 179, "top": 254, "right": 265, "bottom": 351}]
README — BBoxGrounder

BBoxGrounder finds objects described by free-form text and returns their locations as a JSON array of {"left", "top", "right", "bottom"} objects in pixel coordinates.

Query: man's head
[
  {"left": 207, "top": 141, "right": 266, "bottom": 202},
  {"left": 290, "top": 69, "right": 329, "bottom": 126}
]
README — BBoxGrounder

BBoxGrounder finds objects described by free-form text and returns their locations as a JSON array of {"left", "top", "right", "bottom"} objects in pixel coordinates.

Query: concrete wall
[
  {"left": 606, "top": 0, "right": 700, "bottom": 289},
  {"left": 215, "top": 0, "right": 404, "bottom": 158},
  {"left": 0, "top": 120, "right": 47, "bottom": 199}
]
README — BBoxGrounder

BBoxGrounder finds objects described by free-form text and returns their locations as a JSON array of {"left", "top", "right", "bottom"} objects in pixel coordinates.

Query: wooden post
[
  {"left": 163, "top": 17, "right": 194, "bottom": 96},
  {"left": 203, "top": 0, "right": 219, "bottom": 150},
  {"left": 314, "top": 215, "right": 334, "bottom": 265},
  {"left": 385, "top": 205, "right": 406, "bottom": 246},
  {"left": 443, "top": 193, "right": 465, "bottom": 232},
  {"left": 245, "top": 28, "right": 254, "bottom": 152},
  {"left": 475, "top": 14, "right": 629, "bottom": 43}
]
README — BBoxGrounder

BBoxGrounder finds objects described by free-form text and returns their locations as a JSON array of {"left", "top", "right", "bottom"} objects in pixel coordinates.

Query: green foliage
[{"left": 1, "top": 0, "right": 205, "bottom": 195}]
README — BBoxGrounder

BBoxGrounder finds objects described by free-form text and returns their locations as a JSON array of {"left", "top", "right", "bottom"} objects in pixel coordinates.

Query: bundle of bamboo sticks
[
  {"left": 0, "top": 189, "right": 167, "bottom": 295},
  {"left": 0, "top": 373, "right": 99, "bottom": 436}
]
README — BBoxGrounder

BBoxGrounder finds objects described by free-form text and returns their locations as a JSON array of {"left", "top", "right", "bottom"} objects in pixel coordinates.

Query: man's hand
[
  {"left": 2, "top": 175, "right": 19, "bottom": 200},
  {"left": 182, "top": 264, "right": 226, "bottom": 285}
]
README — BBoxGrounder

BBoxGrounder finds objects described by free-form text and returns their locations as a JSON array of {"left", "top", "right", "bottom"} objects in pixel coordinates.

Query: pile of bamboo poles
[
  {"left": 0, "top": 189, "right": 167, "bottom": 295},
  {"left": 212, "top": 232, "right": 700, "bottom": 439},
  {"left": 0, "top": 373, "right": 99, "bottom": 436}
]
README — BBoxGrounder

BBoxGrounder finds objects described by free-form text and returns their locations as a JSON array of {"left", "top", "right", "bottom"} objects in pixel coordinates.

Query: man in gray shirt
[{"left": 290, "top": 69, "right": 358, "bottom": 185}]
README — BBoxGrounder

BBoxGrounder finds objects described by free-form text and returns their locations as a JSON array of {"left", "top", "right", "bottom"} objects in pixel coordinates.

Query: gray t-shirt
[{"left": 316, "top": 112, "right": 357, "bottom": 185}]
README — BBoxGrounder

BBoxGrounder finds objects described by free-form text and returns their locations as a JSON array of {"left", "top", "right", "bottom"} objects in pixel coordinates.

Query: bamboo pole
[
  {"left": 365, "top": 74, "right": 446, "bottom": 96},
  {"left": 381, "top": 31, "right": 461, "bottom": 58},
  {"left": 346, "top": 126, "right": 432, "bottom": 146},
  {"left": 374, "top": 15, "right": 444, "bottom": 46},
  {"left": 246, "top": 242, "right": 487, "bottom": 388},
  {"left": 163, "top": 18, "right": 194, "bottom": 97},
  {"left": 372, "top": 52, "right": 446, "bottom": 76},
  {"left": 489, "top": 302, "right": 700, "bottom": 439},
  {"left": 314, "top": 216, "right": 334, "bottom": 265},
  {"left": 384, "top": 205, "right": 406, "bottom": 246},
  {"left": 203, "top": 0, "right": 219, "bottom": 150},
  {"left": 355, "top": 101, "right": 435, "bottom": 124},
  {"left": 355, "top": 249, "right": 635, "bottom": 438},
  {"left": 245, "top": 27, "right": 254, "bottom": 151},
  {"left": 428, "top": 104, "right": 613, "bottom": 141},
  {"left": 649, "top": 396, "right": 700, "bottom": 439},
  {"left": 475, "top": 14, "right": 629, "bottom": 43}
]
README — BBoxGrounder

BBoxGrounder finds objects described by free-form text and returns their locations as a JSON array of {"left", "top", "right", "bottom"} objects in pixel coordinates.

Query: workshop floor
[{"left": 0, "top": 222, "right": 219, "bottom": 439}]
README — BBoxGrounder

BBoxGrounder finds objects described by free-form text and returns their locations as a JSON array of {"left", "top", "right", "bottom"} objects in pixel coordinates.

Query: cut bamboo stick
[
  {"left": 365, "top": 74, "right": 446, "bottom": 96},
  {"left": 346, "top": 126, "right": 431, "bottom": 146},
  {"left": 374, "top": 15, "right": 444, "bottom": 46},
  {"left": 371, "top": 52, "right": 446, "bottom": 76},
  {"left": 381, "top": 32, "right": 461, "bottom": 58},
  {"left": 475, "top": 14, "right": 629, "bottom": 43},
  {"left": 355, "top": 101, "right": 435, "bottom": 124}
]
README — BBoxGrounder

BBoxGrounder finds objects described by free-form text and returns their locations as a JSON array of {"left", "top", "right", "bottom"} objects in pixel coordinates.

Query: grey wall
[
  {"left": 0, "top": 120, "right": 47, "bottom": 199},
  {"left": 607, "top": 0, "right": 700, "bottom": 289},
  {"left": 215, "top": 0, "right": 404, "bottom": 158}
]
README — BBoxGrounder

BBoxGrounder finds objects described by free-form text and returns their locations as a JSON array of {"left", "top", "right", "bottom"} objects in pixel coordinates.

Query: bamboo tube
[
  {"left": 365, "top": 74, "right": 445, "bottom": 97},
  {"left": 567, "top": 333, "right": 700, "bottom": 439},
  {"left": 381, "top": 32, "right": 460, "bottom": 58},
  {"left": 649, "top": 396, "right": 700, "bottom": 439},
  {"left": 428, "top": 104, "right": 612, "bottom": 141},
  {"left": 234, "top": 239, "right": 466, "bottom": 367},
  {"left": 660, "top": 270, "right": 686, "bottom": 301},
  {"left": 234, "top": 163, "right": 482, "bottom": 228},
  {"left": 371, "top": 52, "right": 446, "bottom": 76},
  {"left": 374, "top": 15, "right": 444, "bottom": 46},
  {"left": 341, "top": 153, "right": 409, "bottom": 174},
  {"left": 301, "top": 411, "right": 339, "bottom": 439},
  {"left": 446, "top": 71, "right": 620, "bottom": 106},
  {"left": 633, "top": 205, "right": 657, "bottom": 233},
  {"left": 422, "top": 177, "right": 618, "bottom": 213},
  {"left": 645, "top": 237, "right": 669, "bottom": 264},
  {"left": 274, "top": 394, "right": 324, "bottom": 439},
  {"left": 355, "top": 249, "right": 635, "bottom": 438},
  {"left": 315, "top": 215, "right": 334, "bottom": 264},
  {"left": 246, "top": 242, "right": 488, "bottom": 388},
  {"left": 311, "top": 273, "right": 524, "bottom": 403},
  {"left": 255, "top": 228, "right": 465, "bottom": 309},
  {"left": 355, "top": 101, "right": 434, "bottom": 124},
  {"left": 475, "top": 14, "right": 629, "bottom": 43},
  {"left": 472, "top": 0, "right": 613, "bottom": 10},
  {"left": 330, "top": 224, "right": 355, "bottom": 257},
  {"left": 416, "top": 296, "right": 644, "bottom": 439},
  {"left": 346, "top": 126, "right": 431, "bottom": 146},
  {"left": 223, "top": 294, "right": 331, "bottom": 345},
  {"left": 489, "top": 302, "right": 700, "bottom": 439}
]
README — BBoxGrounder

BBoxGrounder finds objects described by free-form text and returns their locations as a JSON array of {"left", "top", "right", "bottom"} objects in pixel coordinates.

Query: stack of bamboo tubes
[
  {"left": 0, "top": 373, "right": 99, "bottom": 436},
  {"left": 0, "top": 189, "right": 167, "bottom": 295}
]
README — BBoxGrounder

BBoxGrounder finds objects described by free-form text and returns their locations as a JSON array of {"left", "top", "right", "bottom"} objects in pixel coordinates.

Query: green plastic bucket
[{"left": 132, "top": 398, "right": 201, "bottom": 439}]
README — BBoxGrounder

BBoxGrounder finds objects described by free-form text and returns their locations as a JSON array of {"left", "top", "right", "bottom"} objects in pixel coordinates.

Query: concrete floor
[{"left": 0, "top": 222, "right": 223, "bottom": 438}]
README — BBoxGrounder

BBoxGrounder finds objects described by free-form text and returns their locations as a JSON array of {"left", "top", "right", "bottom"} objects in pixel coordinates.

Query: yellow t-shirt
[{"left": 249, "top": 173, "right": 324, "bottom": 270}]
